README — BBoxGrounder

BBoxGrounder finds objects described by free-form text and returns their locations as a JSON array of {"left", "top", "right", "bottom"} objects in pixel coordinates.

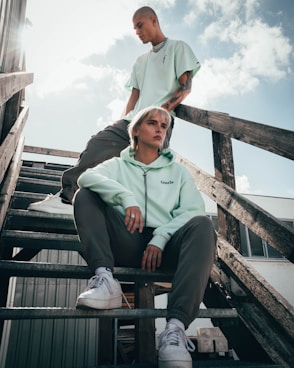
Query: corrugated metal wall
[{"left": 3, "top": 250, "right": 101, "bottom": 368}]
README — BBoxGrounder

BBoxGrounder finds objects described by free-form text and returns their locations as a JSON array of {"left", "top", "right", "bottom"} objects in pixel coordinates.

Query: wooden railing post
[{"left": 212, "top": 132, "right": 241, "bottom": 252}]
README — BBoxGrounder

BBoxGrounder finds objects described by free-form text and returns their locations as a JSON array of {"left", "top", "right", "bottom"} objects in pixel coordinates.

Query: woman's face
[{"left": 134, "top": 112, "right": 169, "bottom": 149}]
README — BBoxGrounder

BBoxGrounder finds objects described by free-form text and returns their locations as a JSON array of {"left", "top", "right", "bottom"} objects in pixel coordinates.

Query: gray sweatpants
[{"left": 74, "top": 188, "right": 216, "bottom": 328}]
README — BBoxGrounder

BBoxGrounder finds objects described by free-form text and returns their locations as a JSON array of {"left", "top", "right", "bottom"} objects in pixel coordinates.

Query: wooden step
[{"left": 1, "top": 229, "right": 81, "bottom": 252}]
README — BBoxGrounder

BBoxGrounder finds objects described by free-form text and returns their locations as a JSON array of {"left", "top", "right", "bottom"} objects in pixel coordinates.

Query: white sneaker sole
[
  {"left": 76, "top": 296, "right": 122, "bottom": 310},
  {"left": 28, "top": 202, "right": 73, "bottom": 215}
]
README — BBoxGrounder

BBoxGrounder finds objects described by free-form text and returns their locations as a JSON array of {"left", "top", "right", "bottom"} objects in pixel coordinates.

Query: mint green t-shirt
[{"left": 123, "top": 39, "right": 201, "bottom": 122}]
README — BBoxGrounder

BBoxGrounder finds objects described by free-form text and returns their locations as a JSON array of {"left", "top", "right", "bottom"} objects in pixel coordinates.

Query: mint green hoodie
[{"left": 77, "top": 147, "right": 205, "bottom": 251}]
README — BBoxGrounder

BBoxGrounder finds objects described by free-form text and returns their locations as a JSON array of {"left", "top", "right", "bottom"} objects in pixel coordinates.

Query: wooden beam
[
  {"left": 135, "top": 283, "right": 156, "bottom": 363},
  {"left": 214, "top": 237, "right": 294, "bottom": 340},
  {"left": 0, "top": 136, "right": 24, "bottom": 230},
  {"left": 23, "top": 145, "right": 80, "bottom": 159},
  {"left": 212, "top": 131, "right": 241, "bottom": 251},
  {"left": 0, "top": 105, "right": 29, "bottom": 184},
  {"left": 175, "top": 104, "right": 294, "bottom": 160},
  {"left": 0, "top": 72, "right": 33, "bottom": 106},
  {"left": 176, "top": 153, "right": 294, "bottom": 262}
]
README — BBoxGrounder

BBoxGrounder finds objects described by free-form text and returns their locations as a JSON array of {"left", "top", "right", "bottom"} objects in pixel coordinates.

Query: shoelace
[
  {"left": 159, "top": 326, "right": 195, "bottom": 352},
  {"left": 87, "top": 275, "right": 130, "bottom": 307},
  {"left": 87, "top": 274, "right": 116, "bottom": 295}
]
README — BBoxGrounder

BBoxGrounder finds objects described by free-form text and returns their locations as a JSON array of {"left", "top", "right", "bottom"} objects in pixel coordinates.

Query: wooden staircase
[
  {"left": 2, "top": 2, "right": 294, "bottom": 366},
  {"left": 0, "top": 150, "right": 293, "bottom": 367}
]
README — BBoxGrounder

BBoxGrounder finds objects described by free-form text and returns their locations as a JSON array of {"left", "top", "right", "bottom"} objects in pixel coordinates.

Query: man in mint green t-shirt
[{"left": 28, "top": 6, "right": 201, "bottom": 214}]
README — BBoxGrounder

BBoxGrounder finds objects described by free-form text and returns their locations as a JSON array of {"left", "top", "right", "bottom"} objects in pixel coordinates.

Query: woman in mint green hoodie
[{"left": 74, "top": 106, "right": 216, "bottom": 368}]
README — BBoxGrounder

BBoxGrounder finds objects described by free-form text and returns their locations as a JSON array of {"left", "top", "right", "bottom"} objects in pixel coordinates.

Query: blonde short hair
[{"left": 128, "top": 106, "right": 172, "bottom": 150}]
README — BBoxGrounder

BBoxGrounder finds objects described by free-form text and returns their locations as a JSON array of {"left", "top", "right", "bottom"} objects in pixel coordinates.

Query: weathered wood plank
[
  {"left": 237, "top": 302, "right": 294, "bottom": 368},
  {"left": 175, "top": 104, "right": 294, "bottom": 160},
  {"left": 1, "top": 91, "right": 22, "bottom": 141},
  {"left": 0, "top": 137, "right": 24, "bottom": 230},
  {"left": 177, "top": 154, "right": 294, "bottom": 262},
  {"left": 0, "top": 72, "right": 34, "bottom": 106},
  {"left": 135, "top": 283, "right": 156, "bottom": 363},
  {"left": 214, "top": 237, "right": 294, "bottom": 340},
  {"left": 23, "top": 145, "right": 80, "bottom": 159},
  {"left": 212, "top": 131, "right": 241, "bottom": 251},
  {"left": 0, "top": 105, "right": 29, "bottom": 184}
]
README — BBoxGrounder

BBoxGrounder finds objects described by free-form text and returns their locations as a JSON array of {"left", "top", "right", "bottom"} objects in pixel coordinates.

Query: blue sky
[{"left": 23, "top": 0, "right": 294, "bottom": 198}]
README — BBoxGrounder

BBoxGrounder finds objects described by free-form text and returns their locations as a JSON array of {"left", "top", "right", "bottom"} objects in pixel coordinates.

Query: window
[{"left": 210, "top": 215, "right": 292, "bottom": 259}]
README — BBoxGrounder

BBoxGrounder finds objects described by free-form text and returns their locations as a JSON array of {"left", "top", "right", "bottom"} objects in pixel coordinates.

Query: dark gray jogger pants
[{"left": 74, "top": 188, "right": 216, "bottom": 328}]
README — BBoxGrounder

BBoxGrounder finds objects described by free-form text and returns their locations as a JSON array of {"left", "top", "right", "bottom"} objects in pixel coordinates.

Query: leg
[
  {"left": 163, "top": 215, "right": 216, "bottom": 327},
  {"left": 62, "top": 119, "right": 129, "bottom": 203},
  {"left": 73, "top": 188, "right": 153, "bottom": 271},
  {"left": 158, "top": 216, "right": 216, "bottom": 368}
]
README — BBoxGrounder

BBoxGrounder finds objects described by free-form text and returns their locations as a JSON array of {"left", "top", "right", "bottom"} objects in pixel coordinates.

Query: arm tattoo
[
  {"left": 169, "top": 71, "right": 193, "bottom": 104},
  {"left": 162, "top": 71, "right": 193, "bottom": 109}
]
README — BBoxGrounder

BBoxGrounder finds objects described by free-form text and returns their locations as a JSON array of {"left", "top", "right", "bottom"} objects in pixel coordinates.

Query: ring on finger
[
  {"left": 131, "top": 214, "right": 135, "bottom": 218},
  {"left": 152, "top": 256, "right": 157, "bottom": 259}
]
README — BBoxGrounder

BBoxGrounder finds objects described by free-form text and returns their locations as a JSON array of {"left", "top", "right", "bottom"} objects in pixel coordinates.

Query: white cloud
[
  {"left": 187, "top": 1, "right": 293, "bottom": 106},
  {"left": 236, "top": 175, "right": 251, "bottom": 193}
]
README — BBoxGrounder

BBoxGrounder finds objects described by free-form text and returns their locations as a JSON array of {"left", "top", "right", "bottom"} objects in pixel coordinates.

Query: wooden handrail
[
  {"left": 175, "top": 104, "right": 294, "bottom": 160},
  {"left": 177, "top": 153, "right": 294, "bottom": 262},
  {"left": 0, "top": 72, "right": 34, "bottom": 106}
]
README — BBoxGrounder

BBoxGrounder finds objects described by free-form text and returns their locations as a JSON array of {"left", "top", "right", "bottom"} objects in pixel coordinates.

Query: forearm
[
  {"left": 161, "top": 71, "right": 193, "bottom": 111},
  {"left": 123, "top": 88, "right": 140, "bottom": 116}
]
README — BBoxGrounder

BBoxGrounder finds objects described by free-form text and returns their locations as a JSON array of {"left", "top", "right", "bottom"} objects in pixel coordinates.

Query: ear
[{"left": 133, "top": 126, "right": 139, "bottom": 135}]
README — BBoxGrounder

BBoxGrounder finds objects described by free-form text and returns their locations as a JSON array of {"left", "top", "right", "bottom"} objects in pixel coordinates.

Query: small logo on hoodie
[{"left": 161, "top": 180, "right": 174, "bottom": 184}]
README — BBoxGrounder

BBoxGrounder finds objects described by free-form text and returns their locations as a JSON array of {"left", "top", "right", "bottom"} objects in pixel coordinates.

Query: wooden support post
[
  {"left": 98, "top": 318, "right": 114, "bottom": 364},
  {"left": 135, "top": 282, "right": 156, "bottom": 364},
  {"left": 212, "top": 131, "right": 241, "bottom": 252}
]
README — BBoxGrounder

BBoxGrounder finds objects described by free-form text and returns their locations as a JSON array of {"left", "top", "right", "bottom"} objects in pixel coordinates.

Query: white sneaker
[
  {"left": 158, "top": 323, "right": 195, "bottom": 368},
  {"left": 76, "top": 274, "right": 122, "bottom": 309},
  {"left": 27, "top": 192, "right": 73, "bottom": 215}
]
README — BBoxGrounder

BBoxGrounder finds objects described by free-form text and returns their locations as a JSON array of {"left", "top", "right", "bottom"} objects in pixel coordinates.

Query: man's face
[{"left": 133, "top": 15, "right": 155, "bottom": 44}]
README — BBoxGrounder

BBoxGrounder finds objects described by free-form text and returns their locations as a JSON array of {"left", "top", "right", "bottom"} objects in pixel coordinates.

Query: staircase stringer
[{"left": 209, "top": 237, "right": 294, "bottom": 367}]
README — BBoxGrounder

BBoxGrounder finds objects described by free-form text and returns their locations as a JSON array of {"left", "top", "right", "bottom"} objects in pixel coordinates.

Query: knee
[
  {"left": 73, "top": 188, "right": 91, "bottom": 209},
  {"left": 190, "top": 215, "right": 217, "bottom": 245},
  {"left": 191, "top": 215, "right": 214, "bottom": 231}
]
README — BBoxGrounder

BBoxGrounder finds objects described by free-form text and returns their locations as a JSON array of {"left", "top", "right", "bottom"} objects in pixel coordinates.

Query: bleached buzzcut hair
[
  {"left": 128, "top": 106, "right": 171, "bottom": 150},
  {"left": 133, "top": 6, "right": 158, "bottom": 21}
]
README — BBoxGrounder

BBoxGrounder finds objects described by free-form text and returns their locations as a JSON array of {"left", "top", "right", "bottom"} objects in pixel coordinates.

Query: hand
[
  {"left": 141, "top": 244, "right": 162, "bottom": 272},
  {"left": 125, "top": 206, "right": 143, "bottom": 234}
]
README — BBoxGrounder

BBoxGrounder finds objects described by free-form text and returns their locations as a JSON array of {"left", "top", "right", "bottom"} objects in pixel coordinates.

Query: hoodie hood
[{"left": 120, "top": 146, "right": 176, "bottom": 169}]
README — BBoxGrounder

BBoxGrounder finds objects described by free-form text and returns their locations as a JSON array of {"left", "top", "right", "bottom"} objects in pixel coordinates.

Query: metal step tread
[
  {"left": 0, "top": 260, "right": 173, "bottom": 281},
  {"left": 0, "top": 306, "right": 238, "bottom": 320},
  {"left": 17, "top": 176, "right": 60, "bottom": 188},
  {"left": 1, "top": 229, "right": 80, "bottom": 251},
  {"left": 2, "top": 229, "right": 78, "bottom": 240},
  {"left": 5, "top": 209, "right": 75, "bottom": 232},
  {"left": 96, "top": 363, "right": 282, "bottom": 368},
  {"left": 20, "top": 166, "right": 63, "bottom": 177}
]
